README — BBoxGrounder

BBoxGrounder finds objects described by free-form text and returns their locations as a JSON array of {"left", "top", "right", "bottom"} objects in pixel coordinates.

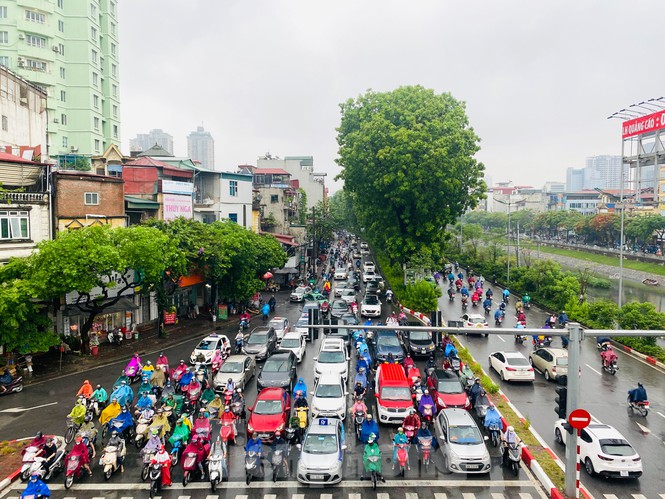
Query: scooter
[
  {"left": 403, "top": 424, "right": 416, "bottom": 444},
  {"left": 107, "top": 329, "right": 123, "bottom": 345},
  {"left": 230, "top": 399, "right": 245, "bottom": 421},
  {"left": 239, "top": 317, "right": 250, "bottom": 331},
  {"left": 461, "top": 296, "right": 468, "bottom": 310},
  {"left": 484, "top": 304, "right": 491, "bottom": 315},
  {"left": 270, "top": 448, "right": 287, "bottom": 482},
  {"left": 475, "top": 403, "right": 489, "bottom": 426},
  {"left": 627, "top": 398, "right": 649, "bottom": 417},
  {"left": 21, "top": 446, "right": 43, "bottom": 481},
  {"left": 395, "top": 443, "right": 409, "bottom": 477},
  {"left": 448, "top": 291, "right": 455, "bottom": 302},
  {"left": 170, "top": 437, "right": 184, "bottom": 467},
  {"left": 365, "top": 453, "right": 382, "bottom": 490},
  {"left": 514, "top": 334, "right": 528, "bottom": 345},
  {"left": 63, "top": 454, "right": 84, "bottom": 489},
  {"left": 0, "top": 376, "right": 24, "bottom": 396},
  {"left": 495, "top": 314, "right": 504, "bottom": 326},
  {"left": 450, "top": 356, "right": 461, "bottom": 374},
  {"left": 355, "top": 411, "right": 366, "bottom": 441},
  {"left": 420, "top": 404, "right": 433, "bottom": 424},
  {"left": 295, "top": 406, "right": 308, "bottom": 430},
  {"left": 502, "top": 441, "right": 522, "bottom": 476},
  {"left": 417, "top": 435, "right": 432, "bottom": 471},
  {"left": 125, "top": 360, "right": 143, "bottom": 384},
  {"left": 235, "top": 334, "right": 244, "bottom": 354},
  {"left": 99, "top": 444, "right": 122, "bottom": 481},
  {"left": 148, "top": 462, "right": 162, "bottom": 499},
  {"left": 487, "top": 422, "right": 501, "bottom": 447},
  {"left": 134, "top": 414, "right": 153, "bottom": 448},
  {"left": 602, "top": 358, "right": 618, "bottom": 375},
  {"left": 244, "top": 450, "right": 263, "bottom": 485},
  {"left": 141, "top": 448, "right": 157, "bottom": 481},
  {"left": 220, "top": 419, "right": 236, "bottom": 444},
  {"left": 181, "top": 451, "right": 203, "bottom": 486},
  {"left": 208, "top": 440, "right": 226, "bottom": 492}
]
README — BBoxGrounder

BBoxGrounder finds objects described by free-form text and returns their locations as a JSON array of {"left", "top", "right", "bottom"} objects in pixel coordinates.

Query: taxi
[
  {"left": 268, "top": 316, "right": 290, "bottom": 341},
  {"left": 296, "top": 417, "right": 346, "bottom": 485},
  {"left": 190, "top": 333, "right": 231, "bottom": 364}
]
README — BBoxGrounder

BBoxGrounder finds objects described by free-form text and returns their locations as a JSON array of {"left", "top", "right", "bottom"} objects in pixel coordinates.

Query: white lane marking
[
  {"left": 497, "top": 335, "right": 505, "bottom": 342},
  {"left": 348, "top": 494, "right": 362, "bottom": 499},
  {"left": 235, "top": 496, "right": 248, "bottom": 499},
  {"left": 434, "top": 494, "right": 448, "bottom": 499},
  {"left": 0, "top": 402, "right": 58, "bottom": 413},
  {"left": 604, "top": 495, "right": 619, "bottom": 499},
  {"left": 632, "top": 495, "right": 648, "bottom": 499},
  {"left": 205, "top": 496, "right": 218, "bottom": 499},
  {"left": 377, "top": 494, "right": 390, "bottom": 499},
  {"left": 635, "top": 421, "right": 650, "bottom": 434},
  {"left": 589, "top": 413, "right": 601, "bottom": 423},
  {"left": 463, "top": 494, "right": 477, "bottom": 499},
  {"left": 584, "top": 363, "right": 602, "bottom": 376},
  {"left": 406, "top": 494, "right": 419, "bottom": 499},
  {"left": 492, "top": 494, "right": 505, "bottom": 499},
  {"left": 657, "top": 411, "right": 665, "bottom": 419},
  {"left": 519, "top": 494, "right": 533, "bottom": 499},
  {"left": 263, "top": 495, "right": 276, "bottom": 499},
  {"left": 321, "top": 495, "right": 333, "bottom": 499},
  {"left": 293, "top": 495, "right": 305, "bottom": 499},
  {"left": 177, "top": 496, "right": 191, "bottom": 499}
]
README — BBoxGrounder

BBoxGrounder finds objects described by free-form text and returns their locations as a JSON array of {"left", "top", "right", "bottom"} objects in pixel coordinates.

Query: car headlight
[
  {"left": 247, "top": 423, "right": 253, "bottom": 433},
  {"left": 276, "top": 423, "right": 285, "bottom": 431}
]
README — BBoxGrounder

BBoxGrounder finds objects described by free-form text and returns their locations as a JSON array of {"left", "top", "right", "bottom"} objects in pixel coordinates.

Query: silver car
[
  {"left": 296, "top": 417, "right": 346, "bottom": 484},
  {"left": 213, "top": 354, "right": 256, "bottom": 392},
  {"left": 435, "top": 408, "right": 491, "bottom": 474}
]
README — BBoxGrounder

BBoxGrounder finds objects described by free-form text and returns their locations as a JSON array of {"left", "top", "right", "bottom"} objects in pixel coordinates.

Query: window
[
  {"left": 111, "top": 43, "right": 116, "bottom": 56},
  {"left": 1, "top": 115, "right": 7, "bottom": 131},
  {"left": 111, "top": 22, "right": 116, "bottom": 35},
  {"left": 112, "top": 84, "right": 117, "bottom": 97},
  {"left": 26, "top": 35, "right": 46, "bottom": 48},
  {"left": 91, "top": 50, "right": 97, "bottom": 63},
  {"left": 60, "top": 67, "right": 66, "bottom": 78},
  {"left": 94, "top": 139, "right": 100, "bottom": 152},
  {"left": 90, "top": 3, "right": 97, "bottom": 17},
  {"left": 91, "top": 27, "right": 97, "bottom": 41},
  {"left": 93, "top": 94, "right": 99, "bottom": 108},
  {"left": 228, "top": 213, "right": 238, "bottom": 224},
  {"left": 58, "top": 43, "right": 65, "bottom": 56},
  {"left": 0, "top": 56, "right": 8, "bottom": 67},
  {"left": 111, "top": 63, "right": 116, "bottom": 77},
  {"left": 0, "top": 32, "right": 8, "bottom": 44},
  {"left": 57, "top": 0, "right": 64, "bottom": 8},
  {"left": 27, "top": 59, "right": 47, "bottom": 71},
  {"left": 93, "top": 116, "right": 99, "bottom": 130},
  {"left": 60, "top": 90, "right": 66, "bottom": 102},
  {"left": 58, "top": 20, "right": 64, "bottom": 32},
  {"left": 0, "top": 7, "right": 7, "bottom": 18},
  {"left": 25, "top": 10, "right": 46, "bottom": 24},
  {"left": 229, "top": 180, "right": 238, "bottom": 196},
  {"left": 270, "top": 194, "right": 279, "bottom": 204},
  {"left": 0, "top": 211, "right": 30, "bottom": 240},
  {"left": 60, "top": 113, "right": 67, "bottom": 125},
  {"left": 84, "top": 192, "right": 99, "bottom": 205},
  {"left": 110, "top": 2, "right": 116, "bottom": 15},
  {"left": 92, "top": 72, "right": 98, "bottom": 86},
  {"left": 62, "top": 136, "right": 67, "bottom": 147},
  {"left": 112, "top": 105, "right": 118, "bottom": 118},
  {"left": 112, "top": 124, "right": 118, "bottom": 138}
]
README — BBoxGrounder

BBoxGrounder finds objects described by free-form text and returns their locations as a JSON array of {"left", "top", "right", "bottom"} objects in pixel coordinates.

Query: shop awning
[
  {"left": 274, "top": 256, "right": 299, "bottom": 274},
  {"left": 125, "top": 196, "right": 160, "bottom": 210},
  {"left": 64, "top": 296, "right": 139, "bottom": 316}
]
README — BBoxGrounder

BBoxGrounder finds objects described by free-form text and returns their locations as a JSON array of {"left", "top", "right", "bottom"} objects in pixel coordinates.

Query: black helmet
[
  {"left": 84, "top": 414, "right": 92, "bottom": 423},
  {"left": 36, "top": 431, "right": 43, "bottom": 439},
  {"left": 637, "top": 382, "right": 643, "bottom": 388}
]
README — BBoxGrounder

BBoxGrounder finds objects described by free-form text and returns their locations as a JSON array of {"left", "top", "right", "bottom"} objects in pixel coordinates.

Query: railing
[{"left": 0, "top": 192, "right": 48, "bottom": 203}]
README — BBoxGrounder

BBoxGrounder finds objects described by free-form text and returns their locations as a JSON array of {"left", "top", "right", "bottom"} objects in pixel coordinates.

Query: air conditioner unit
[
  {"left": 70, "top": 146, "right": 78, "bottom": 152},
  {"left": 18, "top": 34, "right": 24, "bottom": 40},
  {"left": 53, "top": 118, "right": 59, "bottom": 124},
  {"left": 52, "top": 46, "right": 59, "bottom": 53}
]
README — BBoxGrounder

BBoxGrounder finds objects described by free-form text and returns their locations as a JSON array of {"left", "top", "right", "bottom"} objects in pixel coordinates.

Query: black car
[
  {"left": 339, "top": 313, "right": 359, "bottom": 326},
  {"left": 403, "top": 329, "right": 435, "bottom": 358},
  {"left": 346, "top": 276, "right": 361, "bottom": 291},
  {"left": 243, "top": 326, "right": 278, "bottom": 361},
  {"left": 330, "top": 299, "right": 349, "bottom": 319},
  {"left": 365, "top": 281, "right": 380, "bottom": 295},
  {"left": 371, "top": 330, "right": 405, "bottom": 366},
  {"left": 256, "top": 351, "right": 298, "bottom": 391}
]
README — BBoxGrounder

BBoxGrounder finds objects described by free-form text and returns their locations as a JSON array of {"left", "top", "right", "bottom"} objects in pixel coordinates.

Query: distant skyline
[{"left": 118, "top": 1, "right": 665, "bottom": 193}]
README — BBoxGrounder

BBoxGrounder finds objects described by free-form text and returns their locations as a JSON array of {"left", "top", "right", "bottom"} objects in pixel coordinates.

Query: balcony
[{"left": 0, "top": 192, "right": 48, "bottom": 204}]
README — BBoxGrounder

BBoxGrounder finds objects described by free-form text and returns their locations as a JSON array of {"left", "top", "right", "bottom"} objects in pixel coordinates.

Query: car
[
  {"left": 529, "top": 347, "right": 568, "bottom": 381},
  {"left": 213, "top": 354, "right": 256, "bottom": 392},
  {"left": 290, "top": 285, "right": 312, "bottom": 302},
  {"left": 362, "top": 270, "right": 377, "bottom": 283},
  {"left": 429, "top": 369, "right": 470, "bottom": 410},
  {"left": 334, "top": 268, "right": 348, "bottom": 280},
  {"left": 435, "top": 408, "right": 491, "bottom": 474},
  {"left": 256, "top": 351, "right": 298, "bottom": 392},
  {"left": 330, "top": 299, "right": 349, "bottom": 319},
  {"left": 402, "top": 329, "right": 435, "bottom": 358},
  {"left": 190, "top": 333, "right": 231, "bottom": 364},
  {"left": 246, "top": 387, "right": 290, "bottom": 443},
  {"left": 303, "top": 292, "right": 327, "bottom": 304},
  {"left": 313, "top": 338, "right": 349, "bottom": 382},
  {"left": 243, "top": 326, "right": 279, "bottom": 361},
  {"left": 346, "top": 276, "right": 361, "bottom": 291},
  {"left": 553, "top": 422, "right": 642, "bottom": 479},
  {"left": 372, "top": 330, "right": 405, "bottom": 365},
  {"left": 361, "top": 249, "right": 370, "bottom": 256},
  {"left": 352, "top": 250, "right": 361, "bottom": 259},
  {"left": 340, "top": 288, "right": 357, "bottom": 305},
  {"left": 360, "top": 294, "right": 382, "bottom": 317},
  {"left": 339, "top": 312, "right": 359, "bottom": 326},
  {"left": 268, "top": 316, "right": 290, "bottom": 341},
  {"left": 360, "top": 242, "right": 368, "bottom": 250},
  {"left": 488, "top": 351, "right": 535, "bottom": 382},
  {"left": 296, "top": 417, "right": 346, "bottom": 485},
  {"left": 363, "top": 261, "right": 376, "bottom": 273},
  {"left": 293, "top": 314, "right": 312, "bottom": 341},
  {"left": 311, "top": 375, "right": 347, "bottom": 420},
  {"left": 365, "top": 281, "right": 380, "bottom": 295},
  {"left": 461, "top": 313, "right": 489, "bottom": 336},
  {"left": 278, "top": 332, "right": 306, "bottom": 363},
  {"left": 301, "top": 301, "right": 320, "bottom": 319},
  {"left": 333, "top": 282, "right": 351, "bottom": 298}
]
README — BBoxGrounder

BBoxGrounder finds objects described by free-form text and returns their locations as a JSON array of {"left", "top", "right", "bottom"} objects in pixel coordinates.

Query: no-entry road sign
[{"left": 568, "top": 408, "right": 591, "bottom": 430}]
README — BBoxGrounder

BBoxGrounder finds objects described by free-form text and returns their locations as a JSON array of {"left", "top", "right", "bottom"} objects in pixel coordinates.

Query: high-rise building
[
  {"left": 130, "top": 129, "right": 173, "bottom": 155},
  {"left": 187, "top": 126, "right": 215, "bottom": 169},
  {"left": 0, "top": 0, "right": 121, "bottom": 159},
  {"left": 566, "top": 167, "right": 585, "bottom": 192},
  {"left": 585, "top": 156, "right": 623, "bottom": 190}
]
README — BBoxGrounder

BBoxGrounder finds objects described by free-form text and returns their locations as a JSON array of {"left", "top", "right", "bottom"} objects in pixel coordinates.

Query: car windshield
[
  {"left": 253, "top": 399, "right": 282, "bottom": 415},
  {"left": 364, "top": 296, "right": 379, "bottom": 305},
  {"left": 280, "top": 339, "right": 301, "bottom": 349},
  {"left": 262, "top": 359, "right": 289, "bottom": 372},
  {"left": 468, "top": 317, "right": 485, "bottom": 324},
  {"left": 409, "top": 331, "right": 431, "bottom": 341},
  {"left": 449, "top": 425, "right": 483, "bottom": 444},
  {"left": 296, "top": 318, "right": 308, "bottom": 328},
  {"left": 318, "top": 351, "right": 345, "bottom": 363},
  {"left": 599, "top": 440, "right": 634, "bottom": 456},
  {"left": 303, "top": 433, "right": 338, "bottom": 454},
  {"left": 315, "top": 384, "right": 343, "bottom": 398},
  {"left": 437, "top": 378, "right": 464, "bottom": 393},
  {"left": 195, "top": 340, "right": 216, "bottom": 351},
  {"left": 342, "top": 290, "right": 355, "bottom": 296},
  {"left": 333, "top": 302, "right": 347, "bottom": 310},
  {"left": 219, "top": 361, "right": 243, "bottom": 374},
  {"left": 247, "top": 333, "right": 267, "bottom": 345},
  {"left": 380, "top": 386, "right": 411, "bottom": 401},
  {"left": 294, "top": 287, "right": 307, "bottom": 294},
  {"left": 268, "top": 320, "right": 284, "bottom": 329},
  {"left": 378, "top": 336, "right": 401, "bottom": 347},
  {"left": 506, "top": 356, "right": 530, "bottom": 366}
]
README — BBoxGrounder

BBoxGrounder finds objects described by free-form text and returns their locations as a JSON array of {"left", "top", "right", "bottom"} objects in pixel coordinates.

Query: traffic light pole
[{"left": 564, "top": 323, "right": 582, "bottom": 498}]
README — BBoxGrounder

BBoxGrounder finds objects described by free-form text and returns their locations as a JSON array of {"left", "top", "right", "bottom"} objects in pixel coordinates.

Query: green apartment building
[{"left": 0, "top": 0, "right": 120, "bottom": 159}]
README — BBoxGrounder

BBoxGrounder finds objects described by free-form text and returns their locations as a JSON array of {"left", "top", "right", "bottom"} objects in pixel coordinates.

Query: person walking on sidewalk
[
  {"left": 261, "top": 303, "right": 270, "bottom": 322},
  {"left": 268, "top": 295, "right": 276, "bottom": 313}
]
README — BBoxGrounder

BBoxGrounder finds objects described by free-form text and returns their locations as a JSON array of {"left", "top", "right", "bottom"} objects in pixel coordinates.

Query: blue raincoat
[
  {"left": 110, "top": 384, "right": 133, "bottom": 407},
  {"left": 109, "top": 409, "right": 134, "bottom": 433}
]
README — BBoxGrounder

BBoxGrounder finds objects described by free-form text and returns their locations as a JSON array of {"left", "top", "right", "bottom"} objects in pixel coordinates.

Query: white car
[
  {"left": 334, "top": 282, "right": 351, "bottom": 298},
  {"left": 461, "top": 313, "right": 489, "bottom": 335},
  {"left": 296, "top": 417, "right": 346, "bottom": 485},
  {"left": 190, "top": 333, "right": 231, "bottom": 364},
  {"left": 488, "top": 351, "right": 535, "bottom": 382},
  {"left": 268, "top": 316, "right": 290, "bottom": 340},
  {"left": 294, "top": 314, "right": 310, "bottom": 340},
  {"left": 362, "top": 270, "right": 377, "bottom": 283},
  {"left": 554, "top": 422, "right": 642, "bottom": 479},
  {"left": 334, "top": 268, "right": 348, "bottom": 280},
  {"left": 360, "top": 242, "right": 368, "bottom": 250},
  {"left": 360, "top": 294, "right": 382, "bottom": 317},
  {"left": 290, "top": 286, "right": 312, "bottom": 302},
  {"left": 313, "top": 338, "right": 349, "bottom": 382},
  {"left": 279, "top": 332, "right": 306, "bottom": 363},
  {"left": 340, "top": 288, "right": 357, "bottom": 305},
  {"left": 363, "top": 261, "right": 376, "bottom": 273},
  {"left": 311, "top": 375, "right": 347, "bottom": 420}
]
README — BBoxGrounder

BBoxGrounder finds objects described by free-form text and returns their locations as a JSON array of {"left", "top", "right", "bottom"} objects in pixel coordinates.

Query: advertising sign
[
  {"left": 162, "top": 179, "right": 194, "bottom": 195},
  {"left": 163, "top": 194, "right": 193, "bottom": 221},
  {"left": 163, "top": 311, "right": 177, "bottom": 325},
  {"left": 622, "top": 110, "right": 665, "bottom": 139},
  {"left": 217, "top": 304, "right": 228, "bottom": 321},
  {"left": 66, "top": 270, "right": 135, "bottom": 305}
]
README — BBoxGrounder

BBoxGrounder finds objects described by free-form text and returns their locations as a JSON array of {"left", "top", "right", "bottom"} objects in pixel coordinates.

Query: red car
[
  {"left": 247, "top": 387, "right": 291, "bottom": 443},
  {"left": 429, "top": 369, "right": 470, "bottom": 411}
]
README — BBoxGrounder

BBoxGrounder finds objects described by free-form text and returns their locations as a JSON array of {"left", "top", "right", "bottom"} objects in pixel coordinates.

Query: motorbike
[
  {"left": 627, "top": 398, "right": 649, "bottom": 417},
  {"left": 502, "top": 294, "right": 510, "bottom": 304},
  {"left": 354, "top": 411, "right": 366, "bottom": 440},
  {"left": 386, "top": 293, "right": 393, "bottom": 304},
  {"left": 602, "top": 358, "right": 618, "bottom": 375},
  {"left": 417, "top": 436, "right": 433, "bottom": 471},
  {"left": 475, "top": 403, "right": 489, "bottom": 426},
  {"left": 244, "top": 450, "right": 263, "bottom": 485},
  {"left": 365, "top": 453, "right": 382, "bottom": 490},
  {"left": 141, "top": 448, "right": 157, "bottom": 481},
  {"left": 220, "top": 419, "right": 237, "bottom": 444},
  {"left": 420, "top": 404, "right": 433, "bottom": 424},
  {"left": 395, "top": 443, "right": 409, "bottom": 477},
  {"left": 107, "top": 329, "right": 123, "bottom": 345},
  {"left": 100, "top": 444, "right": 122, "bottom": 481},
  {"left": 148, "top": 462, "right": 162, "bottom": 499},
  {"left": 239, "top": 317, "right": 250, "bottom": 331},
  {"left": 502, "top": 441, "right": 522, "bottom": 476},
  {"left": 208, "top": 442, "right": 226, "bottom": 491},
  {"left": 285, "top": 426, "right": 299, "bottom": 449},
  {"left": 230, "top": 399, "right": 245, "bottom": 421},
  {"left": 484, "top": 304, "right": 491, "bottom": 315},
  {"left": 270, "top": 448, "right": 287, "bottom": 482},
  {"left": 134, "top": 414, "right": 153, "bottom": 448},
  {"left": 487, "top": 422, "right": 501, "bottom": 447},
  {"left": 0, "top": 376, "right": 24, "bottom": 396},
  {"left": 223, "top": 389, "right": 234, "bottom": 407},
  {"left": 296, "top": 406, "right": 308, "bottom": 430},
  {"left": 182, "top": 451, "right": 203, "bottom": 486},
  {"left": 524, "top": 301, "right": 531, "bottom": 310},
  {"left": 170, "top": 437, "right": 184, "bottom": 467},
  {"left": 514, "top": 334, "right": 528, "bottom": 345},
  {"left": 63, "top": 454, "right": 84, "bottom": 489},
  {"left": 125, "top": 360, "right": 143, "bottom": 384},
  {"left": 450, "top": 356, "right": 461, "bottom": 374},
  {"left": 235, "top": 335, "right": 244, "bottom": 354},
  {"left": 461, "top": 296, "right": 468, "bottom": 310},
  {"left": 403, "top": 424, "right": 416, "bottom": 443},
  {"left": 21, "top": 446, "right": 44, "bottom": 481},
  {"left": 448, "top": 291, "right": 455, "bottom": 302},
  {"left": 495, "top": 314, "right": 503, "bottom": 326},
  {"left": 471, "top": 297, "right": 480, "bottom": 308}
]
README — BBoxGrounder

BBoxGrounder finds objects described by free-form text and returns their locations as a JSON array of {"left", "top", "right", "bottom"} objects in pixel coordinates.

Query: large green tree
[{"left": 336, "top": 86, "right": 485, "bottom": 264}]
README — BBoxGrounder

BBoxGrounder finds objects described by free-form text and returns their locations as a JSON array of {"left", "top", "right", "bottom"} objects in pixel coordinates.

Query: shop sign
[
  {"left": 217, "top": 304, "right": 228, "bottom": 321},
  {"left": 164, "top": 311, "right": 177, "bottom": 325},
  {"left": 162, "top": 179, "right": 194, "bottom": 195},
  {"left": 163, "top": 194, "right": 193, "bottom": 221}
]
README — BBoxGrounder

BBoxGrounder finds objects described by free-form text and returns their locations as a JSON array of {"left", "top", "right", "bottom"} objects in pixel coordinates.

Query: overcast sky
[{"left": 119, "top": 0, "right": 665, "bottom": 191}]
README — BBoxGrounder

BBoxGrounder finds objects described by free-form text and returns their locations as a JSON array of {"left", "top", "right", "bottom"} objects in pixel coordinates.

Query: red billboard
[{"left": 622, "top": 110, "right": 665, "bottom": 138}]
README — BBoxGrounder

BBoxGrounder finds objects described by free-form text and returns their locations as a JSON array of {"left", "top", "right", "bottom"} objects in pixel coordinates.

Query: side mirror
[
  {"left": 341, "top": 444, "right": 347, "bottom": 450},
  {"left": 344, "top": 392, "right": 349, "bottom": 396},
  {"left": 313, "top": 357, "right": 318, "bottom": 361},
  {"left": 309, "top": 391, "right": 314, "bottom": 396},
  {"left": 439, "top": 434, "right": 446, "bottom": 441},
  {"left": 296, "top": 444, "right": 302, "bottom": 450},
  {"left": 484, "top": 435, "right": 489, "bottom": 441}
]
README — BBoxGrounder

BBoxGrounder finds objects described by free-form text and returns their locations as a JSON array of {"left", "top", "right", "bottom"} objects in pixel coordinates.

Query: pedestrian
[{"left": 268, "top": 295, "right": 276, "bottom": 313}]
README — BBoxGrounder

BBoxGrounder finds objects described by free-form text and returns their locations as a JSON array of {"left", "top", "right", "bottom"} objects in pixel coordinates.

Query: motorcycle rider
[
  {"left": 483, "top": 297, "right": 492, "bottom": 311},
  {"left": 502, "top": 289, "right": 510, "bottom": 302},
  {"left": 109, "top": 406, "right": 134, "bottom": 439},
  {"left": 403, "top": 408, "right": 421, "bottom": 436},
  {"left": 353, "top": 381, "right": 366, "bottom": 399},
  {"left": 150, "top": 444, "right": 172, "bottom": 487},
  {"left": 292, "top": 378, "right": 307, "bottom": 400},
  {"left": 516, "top": 310, "right": 527, "bottom": 324},
  {"left": 354, "top": 367, "right": 368, "bottom": 390},
  {"left": 220, "top": 405, "right": 237, "bottom": 436},
  {"left": 156, "top": 352, "right": 170, "bottom": 377},
  {"left": 485, "top": 288, "right": 494, "bottom": 300},
  {"left": 351, "top": 396, "right": 368, "bottom": 418},
  {"left": 150, "top": 366, "right": 166, "bottom": 392},
  {"left": 418, "top": 389, "right": 436, "bottom": 417},
  {"left": 99, "top": 398, "right": 121, "bottom": 426},
  {"left": 245, "top": 432, "right": 264, "bottom": 457},
  {"left": 91, "top": 384, "right": 108, "bottom": 407},
  {"left": 126, "top": 353, "right": 142, "bottom": 376},
  {"left": 179, "top": 367, "right": 195, "bottom": 391},
  {"left": 110, "top": 380, "right": 133, "bottom": 408},
  {"left": 475, "top": 389, "right": 490, "bottom": 413},
  {"left": 207, "top": 394, "right": 223, "bottom": 417},
  {"left": 494, "top": 308, "right": 505, "bottom": 323},
  {"left": 628, "top": 382, "right": 648, "bottom": 403},
  {"left": 392, "top": 427, "right": 409, "bottom": 469},
  {"left": 385, "top": 289, "right": 393, "bottom": 302},
  {"left": 0, "top": 368, "right": 14, "bottom": 393},
  {"left": 149, "top": 408, "right": 171, "bottom": 438},
  {"left": 362, "top": 433, "right": 385, "bottom": 482},
  {"left": 460, "top": 364, "right": 474, "bottom": 388},
  {"left": 415, "top": 420, "right": 438, "bottom": 451},
  {"left": 135, "top": 391, "right": 153, "bottom": 413},
  {"left": 182, "top": 435, "right": 206, "bottom": 479},
  {"left": 501, "top": 425, "right": 521, "bottom": 466},
  {"left": 142, "top": 361, "right": 155, "bottom": 380},
  {"left": 444, "top": 342, "right": 458, "bottom": 359},
  {"left": 294, "top": 390, "right": 309, "bottom": 410},
  {"left": 447, "top": 286, "right": 455, "bottom": 300},
  {"left": 359, "top": 413, "right": 380, "bottom": 444},
  {"left": 425, "top": 355, "right": 436, "bottom": 374},
  {"left": 21, "top": 474, "right": 50, "bottom": 499},
  {"left": 40, "top": 438, "right": 58, "bottom": 476},
  {"left": 596, "top": 336, "right": 612, "bottom": 349},
  {"left": 77, "top": 379, "right": 93, "bottom": 400},
  {"left": 558, "top": 311, "right": 569, "bottom": 327},
  {"left": 484, "top": 403, "right": 502, "bottom": 431},
  {"left": 601, "top": 345, "right": 618, "bottom": 368},
  {"left": 522, "top": 292, "right": 531, "bottom": 307},
  {"left": 469, "top": 378, "right": 482, "bottom": 407},
  {"left": 106, "top": 429, "right": 126, "bottom": 473},
  {"left": 69, "top": 435, "right": 93, "bottom": 476},
  {"left": 230, "top": 388, "right": 246, "bottom": 420},
  {"left": 141, "top": 428, "right": 163, "bottom": 458},
  {"left": 77, "top": 414, "right": 98, "bottom": 448},
  {"left": 68, "top": 398, "right": 87, "bottom": 426},
  {"left": 403, "top": 354, "right": 416, "bottom": 373},
  {"left": 269, "top": 430, "right": 289, "bottom": 476}
]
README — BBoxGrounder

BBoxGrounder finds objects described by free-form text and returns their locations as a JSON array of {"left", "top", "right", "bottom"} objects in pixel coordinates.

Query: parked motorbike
[
  {"left": 417, "top": 436, "right": 432, "bottom": 471},
  {"left": 627, "top": 398, "right": 649, "bottom": 417},
  {"left": 0, "top": 376, "right": 24, "bottom": 396},
  {"left": 244, "top": 450, "right": 263, "bottom": 485},
  {"left": 395, "top": 443, "right": 409, "bottom": 477},
  {"left": 502, "top": 441, "right": 522, "bottom": 476},
  {"left": 99, "top": 444, "right": 122, "bottom": 480},
  {"left": 107, "top": 329, "right": 123, "bottom": 345}
]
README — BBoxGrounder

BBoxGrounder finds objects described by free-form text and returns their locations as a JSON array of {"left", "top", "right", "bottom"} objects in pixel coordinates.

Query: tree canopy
[{"left": 336, "top": 86, "right": 485, "bottom": 264}]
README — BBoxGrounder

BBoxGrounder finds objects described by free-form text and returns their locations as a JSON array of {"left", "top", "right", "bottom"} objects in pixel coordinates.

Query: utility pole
[
  {"left": 516, "top": 221, "right": 521, "bottom": 267},
  {"left": 564, "top": 323, "right": 582, "bottom": 498},
  {"left": 311, "top": 206, "right": 316, "bottom": 274}
]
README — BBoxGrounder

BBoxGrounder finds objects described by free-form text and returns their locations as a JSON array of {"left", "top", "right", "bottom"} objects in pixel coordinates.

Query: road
[{"left": 437, "top": 280, "right": 665, "bottom": 499}]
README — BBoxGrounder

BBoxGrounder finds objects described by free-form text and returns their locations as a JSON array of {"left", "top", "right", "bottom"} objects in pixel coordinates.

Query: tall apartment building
[
  {"left": 130, "top": 128, "right": 173, "bottom": 155},
  {"left": 585, "top": 156, "right": 623, "bottom": 190},
  {"left": 187, "top": 126, "right": 214, "bottom": 170},
  {"left": 0, "top": 0, "right": 120, "bottom": 159}
]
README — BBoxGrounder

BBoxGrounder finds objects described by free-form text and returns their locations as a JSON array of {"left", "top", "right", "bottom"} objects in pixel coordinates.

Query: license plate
[
  {"left": 466, "top": 464, "right": 480, "bottom": 470},
  {"left": 620, "top": 470, "right": 628, "bottom": 477},
  {"left": 259, "top": 433, "right": 270, "bottom": 439},
  {"left": 310, "top": 474, "right": 324, "bottom": 480}
]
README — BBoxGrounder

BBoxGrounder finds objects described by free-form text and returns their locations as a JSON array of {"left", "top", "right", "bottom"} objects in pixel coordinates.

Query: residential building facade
[
  {"left": 219, "top": 172, "right": 252, "bottom": 229},
  {"left": 187, "top": 126, "right": 214, "bottom": 170},
  {"left": 0, "top": 0, "right": 121, "bottom": 158},
  {"left": 129, "top": 129, "right": 173, "bottom": 155},
  {"left": 257, "top": 155, "right": 326, "bottom": 209}
]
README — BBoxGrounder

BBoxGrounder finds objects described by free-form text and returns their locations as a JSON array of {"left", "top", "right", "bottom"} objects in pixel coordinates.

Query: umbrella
[{"left": 262, "top": 272, "right": 273, "bottom": 280}]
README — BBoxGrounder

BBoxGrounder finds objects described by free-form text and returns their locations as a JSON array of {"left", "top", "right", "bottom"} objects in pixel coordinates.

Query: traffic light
[{"left": 555, "top": 384, "right": 568, "bottom": 419}]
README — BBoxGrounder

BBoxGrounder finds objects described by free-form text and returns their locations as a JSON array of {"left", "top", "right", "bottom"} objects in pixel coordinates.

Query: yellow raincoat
[{"left": 99, "top": 401, "right": 121, "bottom": 425}]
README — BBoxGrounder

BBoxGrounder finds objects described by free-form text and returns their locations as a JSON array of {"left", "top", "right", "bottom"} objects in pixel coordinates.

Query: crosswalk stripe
[
  {"left": 205, "top": 496, "right": 219, "bottom": 499},
  {"left": 632, "top": 496, "right": 648, "bottom": 499},
  {"left": 263, "top": 495, "right": 276, "bottom": 499},
  {"left": 492, "top": 494, "right": 505, "bottom": 499},
  {"left": 463, "top": 494, "right": 477, "bottom": 499},
  {"left": 320, "top": 495, "right": 333, "bottom": 499},
  {"left": 349, "top": 494, "right": 362, "bottom": 499},
  {"left": 519, "top": 494, "right": 533, "bottom": 499},
  {"left": 292, "top": 495, "right": 305, "bottom": 499},
  {"left": 377, "top": 494, "right": 390, "bottom": 499},
  {"left": 406, "top": 494, "right": 419, "bottom": 499},
  {"left": 434, "top": 494, "right": 448, "bottom": 499},
  {"left": 235, "top": 496, "right": 248, "bottom": 499},
  {"left": 604, "top": 495, "right": 619, "bottom": 499},
  {"left": 177, "top": 496, "right": 191, "bottom": 499}
]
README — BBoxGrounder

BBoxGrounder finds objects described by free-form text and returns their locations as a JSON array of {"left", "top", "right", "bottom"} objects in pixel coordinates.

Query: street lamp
[{"left": 594, "top": 187, "right": 626, "bottom": 307}]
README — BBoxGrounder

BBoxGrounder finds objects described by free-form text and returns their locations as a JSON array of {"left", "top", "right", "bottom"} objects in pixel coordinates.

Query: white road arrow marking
[
  {"left": 635, "top": 421, "right": 650, "bottom": 434},
  {"left": 0, "top": 402, "right": 57, "bottom": 413}
]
